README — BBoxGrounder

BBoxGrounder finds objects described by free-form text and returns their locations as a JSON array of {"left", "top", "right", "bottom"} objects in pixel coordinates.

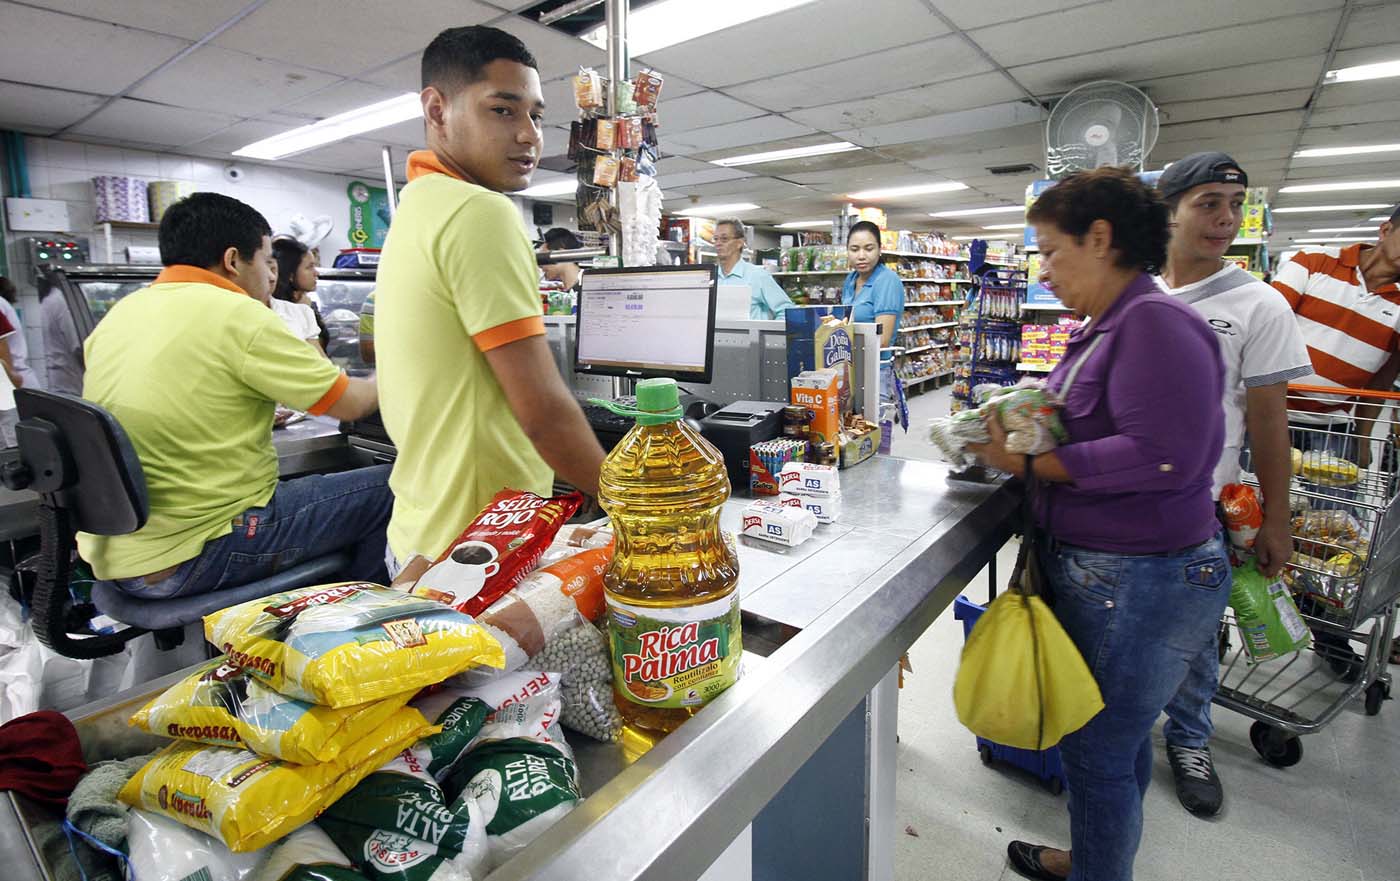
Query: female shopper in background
[
  {"left": 969, "top": 167, "right": 1230, "bottom": 881},
  {"left": 272, "top": 237, "right": 330, "bottom": 355},
  {"left": 842, "top": 220, "right": 903, "bottom": 348}
]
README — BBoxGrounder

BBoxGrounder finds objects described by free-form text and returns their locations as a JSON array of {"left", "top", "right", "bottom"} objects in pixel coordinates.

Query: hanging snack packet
[
  {"left": 130, "top": 657, "right": 418, "bottom": 764},
  {"left": 572, "top": 68, "right": 603, "bottom": 110},
  {"left": 1229, "top": 560, "right": 1311, "bottom": 662},
  {"left": 1220, "top": 483, "right": 1264, "bottom": 551},
  {"left": 205, "top": 583, "right": 504, "bottom": 709},
  {"left": 118, "top": 708, "right": 432, "bottom": 852},
  {"left": 592, "top": 155, "right": 620, "bottom": 187},
  {"left": 632, "top": 69, "right": 664, "bottom": 112},
  {"left": 317, "top": 695, "right": 496, "bottom": 881},
  {"left": 411, "top": 490, "right": 583, "bottom": 618},
  {"left": 594, "top": 118, "right": 616, "bottom": 151}
]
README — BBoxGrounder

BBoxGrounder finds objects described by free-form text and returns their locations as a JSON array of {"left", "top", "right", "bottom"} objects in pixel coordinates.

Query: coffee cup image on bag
[{"left": 415, "top": 540, "right": 503, "bottom": 606}]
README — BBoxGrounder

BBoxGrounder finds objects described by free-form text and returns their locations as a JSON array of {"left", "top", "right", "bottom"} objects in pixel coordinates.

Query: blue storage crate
[{"left": 952, "top": 594, "right": 1066, "bottom": 795}]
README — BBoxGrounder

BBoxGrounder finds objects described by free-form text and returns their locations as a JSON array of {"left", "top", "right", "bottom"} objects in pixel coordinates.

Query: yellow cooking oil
[{"left": 595, "top": 378, "right": 741, "bottom": 742}]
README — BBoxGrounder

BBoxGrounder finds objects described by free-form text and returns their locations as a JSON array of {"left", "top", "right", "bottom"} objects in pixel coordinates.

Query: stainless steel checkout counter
[{"left": 5, "top": 456, "right": 1018, "bottom": 881}]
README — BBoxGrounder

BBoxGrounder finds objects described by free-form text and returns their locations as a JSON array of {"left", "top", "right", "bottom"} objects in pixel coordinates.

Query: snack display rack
[
  {"left": 951, "top": 269, "right": 1027, "bottom": 411},
  {"left": 1218, "top": 385, "right": 1400, "bottom": 767},
  {"left": 891, "top": 251, "right": 973, "bottom": 393}
]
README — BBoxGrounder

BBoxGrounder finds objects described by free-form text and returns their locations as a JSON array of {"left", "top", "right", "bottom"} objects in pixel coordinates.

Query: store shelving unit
[
  {"left": 95, "top": 219, "right": 160, "bottom": 263},
  {"left": 886, "top": 250, "right": 969, "bottom": 262},
  {"left": 951, "top": 268, "right": 1027, "bottom": 412}
]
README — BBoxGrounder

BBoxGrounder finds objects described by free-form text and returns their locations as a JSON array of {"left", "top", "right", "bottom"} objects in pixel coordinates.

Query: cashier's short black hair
[
  {"left": 848, "top": 221, "right": 882, "bottom": 246},
  {"left": 159, "top": 192, "right": 271, "bottom": 269},
  {"left": 543, "top": 228, "right": 582, "bottom": 250},
  {"left": 1027, "top": 166, "right": 1169, "bottom": 274},
  {"left": 422, "top": 26, "right": 538, "bottom": 93}
]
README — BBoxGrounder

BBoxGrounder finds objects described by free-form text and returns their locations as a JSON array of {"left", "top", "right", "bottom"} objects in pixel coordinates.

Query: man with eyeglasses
[{"left": 713, "top": 218, "right": 793, "bottom": 320}]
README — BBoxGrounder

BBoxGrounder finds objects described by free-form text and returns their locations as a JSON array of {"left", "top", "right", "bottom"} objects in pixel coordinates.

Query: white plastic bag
[{"left": 127, "top": 809, "right": 263, "bottom": 881}]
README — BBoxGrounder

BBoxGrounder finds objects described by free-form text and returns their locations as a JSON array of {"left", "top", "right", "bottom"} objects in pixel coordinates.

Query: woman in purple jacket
[{"left": 971, "top": 167, "right": 1228, "bottom": 881}]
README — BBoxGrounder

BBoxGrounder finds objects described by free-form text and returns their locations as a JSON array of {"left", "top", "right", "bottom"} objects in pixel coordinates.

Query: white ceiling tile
[
  {"left": 636, "top": 0, "right": 950, "bottom": 88},
  {"left": 360, "top": 55, "right": 421, "bottom": 91},
  {"left": 70, "top": 99, "right": 240, "bottom": 146},
  {"left": 213, "top": 0, "right": 498, "bottom": 76},
  {"left": 1288, "top": 157, "right": 1400, "bottom": 180},
  {"left": 726, "top": 34, "right": 993, "bottom": 112},
  {"left": 1137, "top": 57, "right": 1325, "bottom": 105},
  {"left": 666, "top": 115, "right": 816, "bottom": 154},
  {"left": 837, "top": 102, "right": 1046, "bottom": 149},
  {"left": 1299, "top": 121, "right": 1400, "bottom": 149},
  {"left": 129, "top": 47, "right": 342, "bottom": 118},
  {"left": 1328, "top": 43, "right": 1400, "bottom": 73},
  {"left": 656, "top": 157, "right": 721, "bottom": 174},
  {"left": 937, "top": 0, "right": 1107, "bottom": 31},
  {"left": 1155, "top": 111, "right": 1305, "bottom": 144},
  {"left": 781, "top": 160, "right": 906, "bottom": 187},
  {"left": 1157, "top": 89, "right": 1312, "bottom": 126},
  {"left": 0, "top": 4, "right": 189, "bottom": 94},
  {"left": 181, "top": 119, "right": 290, "bottom": 154},
  {"left": 281, "top": 80, "right": 410, "bottom": 119},
  {"left": 1008, "top": 17, "right": 1338, "bottom": 97},
  {"left": 370, "top": 119, "right": 428, "bottom": 150},
  {"left": 1310, "top": 94, "right": 1400, "bottom": 125},
  {"left": 490, "top": 16, "right": 607, "bottom": 82},
  {"left": 645, "top": 71, "right": 706, "bottom": 100},
  {"left": 660, "top": 91, "right": 766, "bottom": 131},
  {"left": 786, "top": 72, "right": 1026, "bottom": 132},
  {"left": 24, "top": 0, "right": 240, "bottom": 40},
  {"left": 0, "top": 82, "right": 105, "bottom": 134},
  {"left": 976, "top": 1, "right": 1340, "bottom": 69},
  {"left": 658, "top": 167, "right": 756, "bottom": 189},
  {"left": 1339, "top": 2, "right": 1400, "bottom": 50}
]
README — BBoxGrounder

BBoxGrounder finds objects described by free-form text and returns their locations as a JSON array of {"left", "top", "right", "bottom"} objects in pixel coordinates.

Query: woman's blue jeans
[{"left": 1041, "top": 532, "right": 1232, "bottom": 881}]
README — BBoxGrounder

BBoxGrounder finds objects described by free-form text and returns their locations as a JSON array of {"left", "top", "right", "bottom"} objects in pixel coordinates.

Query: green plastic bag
[
  {"left": 1230, "top": 560, "right": 1310, "bottom": 662},
  {"left": 953, "top": 591, "right": 1104, "bottom": 751}
]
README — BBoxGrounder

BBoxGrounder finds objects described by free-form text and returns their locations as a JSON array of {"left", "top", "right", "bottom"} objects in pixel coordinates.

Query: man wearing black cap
[{"left": 1157, "top": 152, "right": 1311, "bottom": 818}]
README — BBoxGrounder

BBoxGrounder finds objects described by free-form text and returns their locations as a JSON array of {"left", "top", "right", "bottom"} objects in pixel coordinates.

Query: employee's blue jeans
[
  {"left": 1042, "top": 532, "right": 1231, "bottom": 881},
  {"left": 114, "top": 465, "right": 394, "bottom": 599}
]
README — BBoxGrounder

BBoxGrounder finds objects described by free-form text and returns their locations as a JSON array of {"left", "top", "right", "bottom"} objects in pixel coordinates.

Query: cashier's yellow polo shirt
[
  {"left": 78, "top": 266, "right": 349, "bottom": 579},
  {"left": 375, "top": 151, "right": 553, "bottom": 562}
]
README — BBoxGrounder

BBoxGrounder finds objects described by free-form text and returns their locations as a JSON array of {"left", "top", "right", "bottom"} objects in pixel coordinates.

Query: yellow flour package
[
  {"left": 130, "top": 657, "right": 419, "bottom": 765},
  {"left": 204, "top": 583, "right": 505, "bottom": 708},
  {"left": 118, "top": 706, "right": 433, "bottom": 852}
]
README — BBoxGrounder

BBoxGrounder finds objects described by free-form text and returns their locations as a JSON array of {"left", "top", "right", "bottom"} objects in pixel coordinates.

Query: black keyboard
[{"left": 581, "top": 402, "right": 637, "bottom": 435}]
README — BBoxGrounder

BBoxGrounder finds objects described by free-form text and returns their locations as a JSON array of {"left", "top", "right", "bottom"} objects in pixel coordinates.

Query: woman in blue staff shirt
[{"left": 841, "top": 221, "right": 903, "bottom": 347}]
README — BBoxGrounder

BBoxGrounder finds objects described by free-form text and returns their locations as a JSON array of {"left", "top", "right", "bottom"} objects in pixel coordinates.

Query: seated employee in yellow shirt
[
  {"left": 375, "top": 26, "right": 605, "bottom": 569},
  {"left": 79, "top": 192, "right": 388, "bottom": 598},
  {"left": 714, "top": 218, "right": 793, "bottom": 320}
]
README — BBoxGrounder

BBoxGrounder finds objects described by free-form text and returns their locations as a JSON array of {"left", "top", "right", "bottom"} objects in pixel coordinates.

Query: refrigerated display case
[{"left": 40, "top": 264, "right": 377, "bottom": 378}]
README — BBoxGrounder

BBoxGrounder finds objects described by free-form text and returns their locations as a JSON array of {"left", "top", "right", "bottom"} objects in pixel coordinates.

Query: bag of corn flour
[{"left": 204, "top": 583, "right": 505, "bottom": 708}]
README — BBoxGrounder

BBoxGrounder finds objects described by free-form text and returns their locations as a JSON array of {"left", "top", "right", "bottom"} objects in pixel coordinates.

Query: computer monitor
[{"left": 574, "top": 264, "right": 718, "bottom": 384}]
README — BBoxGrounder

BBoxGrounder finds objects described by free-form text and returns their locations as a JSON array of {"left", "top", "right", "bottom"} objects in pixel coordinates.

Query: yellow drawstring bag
[
  {"left": 953, "top": 589, "right": 1103, "bottom": 750},
  {"left": 953, "top": 464, "right": 1104, "bottom": 751}
]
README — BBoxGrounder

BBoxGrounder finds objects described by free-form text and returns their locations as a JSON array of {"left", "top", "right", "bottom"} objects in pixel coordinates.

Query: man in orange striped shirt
[{"left": 1272, "top": 204, "right": 1400, "bottom": 471}]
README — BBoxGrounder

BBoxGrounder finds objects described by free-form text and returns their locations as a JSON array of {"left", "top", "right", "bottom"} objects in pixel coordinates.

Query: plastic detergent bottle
[{"left": 595, "top": 378, "right": 742, "bottom": 742}]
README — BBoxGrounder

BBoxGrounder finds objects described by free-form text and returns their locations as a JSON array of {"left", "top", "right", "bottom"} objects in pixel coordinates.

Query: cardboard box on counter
[{"left": 840, "top": 425, "right": 881, "bottom": 469}]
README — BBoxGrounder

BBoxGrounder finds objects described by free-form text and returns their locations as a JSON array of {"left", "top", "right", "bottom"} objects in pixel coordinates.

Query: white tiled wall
[{"left": 4, "top": 135, "right": 580, "bottom": 386}]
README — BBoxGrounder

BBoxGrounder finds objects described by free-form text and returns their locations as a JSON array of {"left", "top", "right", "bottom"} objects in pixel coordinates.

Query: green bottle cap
[{"left": 589, "top": 378, "right": 684, "bottom": 426}]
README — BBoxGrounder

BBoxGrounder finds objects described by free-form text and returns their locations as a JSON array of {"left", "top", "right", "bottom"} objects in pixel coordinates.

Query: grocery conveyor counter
[{"left": 11, "top": 456, "right": 1018, "bottom": 881}]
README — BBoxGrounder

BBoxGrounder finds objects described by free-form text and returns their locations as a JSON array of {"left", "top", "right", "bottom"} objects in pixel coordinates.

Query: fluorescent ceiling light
[
  {"left": 847, "top": 181, "right": 968, "bottom": 200},
  {"left": 953, "top": 234, "right": 1019, "bottom": 240},
  {"left": 517, "top": 178, "right": 578, "bottom": 198},
  {"left": 1292, "top": 236, "right": 1370, "bottom": 243},
  {"left": 1372, "top": 215, "right": 1392, "bottom": 221},
  {"left": 1308, "top": 226, "right": 1379, "bottom": 233},
  {"left": 929, "top": 205, "right": 1023, "bottom": 217},
  {"left": 712, "top": 142, "right": 859, "bottom": 167},
  {"left": 1295, "top": 143, "right": 1400, "bottom": 158},
  {"left": 1278, "top": 179, "right": 1400, "bottom": 194},
  {"left": 983, "top": 222, "right": 1026, "bottom": 230},
  {"left": 582, "top": 0, "right": 816, "bottom": 56},
  {"left": 674, "top": 202, "right": 759, "bottom": 216},
  {"left": 1271, "top": 203, "right": 1388, "bottom": 213},
  {"left": 1325, "top": 59, "right": 1400, "bottom": 84},
  {"left": 775, "top": 220, "right": 831, "bottom": 229},
  {"left": 234, "top": 93, "right": 420, "bottom": 160}
]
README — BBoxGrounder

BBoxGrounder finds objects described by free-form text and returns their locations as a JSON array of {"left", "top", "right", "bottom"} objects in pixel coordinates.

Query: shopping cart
[{"left": 1218, "top": 384, "right": 1400, "bottom": 767}]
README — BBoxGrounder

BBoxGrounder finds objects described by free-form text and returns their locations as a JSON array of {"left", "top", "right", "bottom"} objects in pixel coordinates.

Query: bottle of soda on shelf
[{"left": 595, "top": 378, "right": 742, "bottom": 745}]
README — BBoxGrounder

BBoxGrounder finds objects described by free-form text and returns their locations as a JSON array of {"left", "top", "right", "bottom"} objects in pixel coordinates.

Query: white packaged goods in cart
[
  {"left": 778, "top": 462, "right": 840, "bottom": 496},
  {"left": 740, "top": 501, "right": 817, "bottom": 546}
]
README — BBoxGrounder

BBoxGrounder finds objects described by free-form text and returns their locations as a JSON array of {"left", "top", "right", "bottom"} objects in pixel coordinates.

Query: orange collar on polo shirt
[
  {"left": 407, "top": 149, "right": 472, "bottom": 183},
  {"left": 154, "top": 265, "right": 249, "bottom": 297}
]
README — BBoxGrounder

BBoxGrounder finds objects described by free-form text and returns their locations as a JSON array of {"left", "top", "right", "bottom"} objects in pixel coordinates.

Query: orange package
[
  {"left": 791, "top": 369, "right": 841, "bottom": 445},
  {"left": 1220, "top": 483, "right": 1263, "bottom": 551}
]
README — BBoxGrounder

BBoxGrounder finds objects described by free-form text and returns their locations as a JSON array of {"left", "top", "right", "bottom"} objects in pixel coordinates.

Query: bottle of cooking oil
[{"left": 596, "top": 378, "right": 741, "bottom": 742}]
